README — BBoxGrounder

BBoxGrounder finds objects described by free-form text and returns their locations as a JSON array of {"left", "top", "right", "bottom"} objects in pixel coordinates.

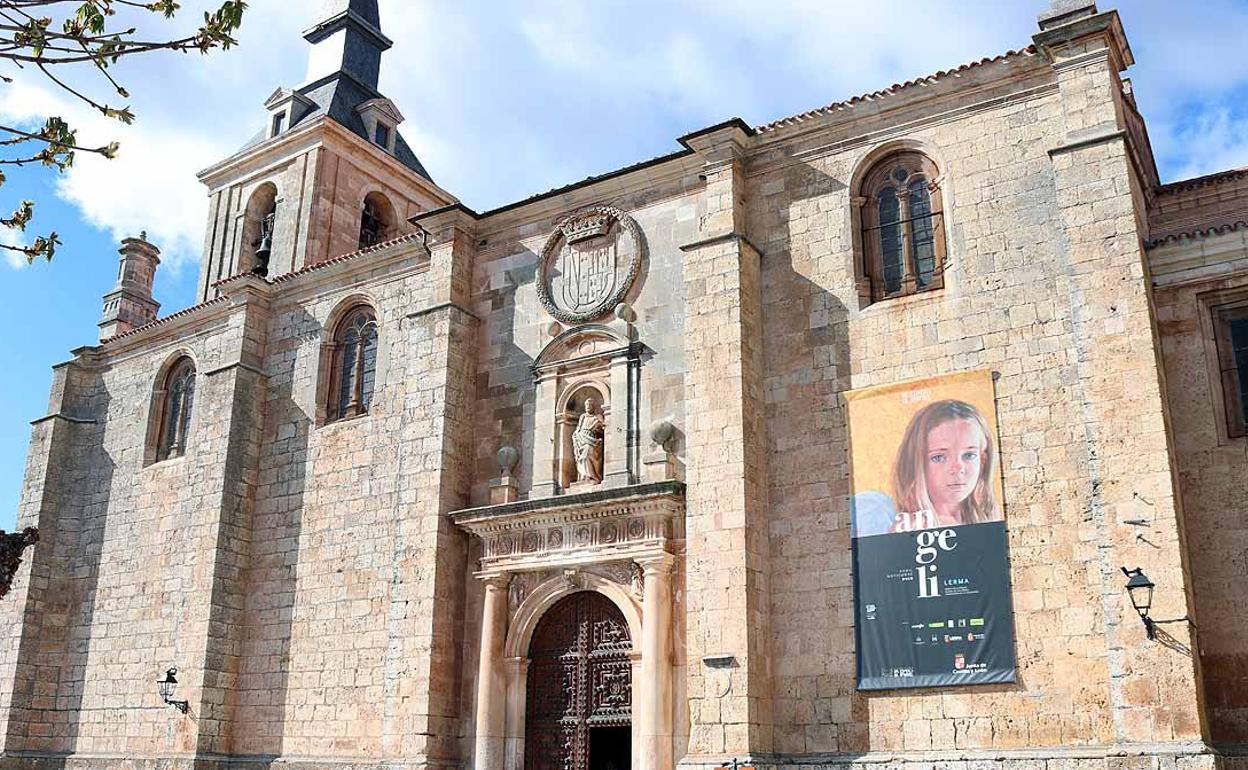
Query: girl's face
[{"left": 923, "top": 418, "right": 985, "bottom": 513}]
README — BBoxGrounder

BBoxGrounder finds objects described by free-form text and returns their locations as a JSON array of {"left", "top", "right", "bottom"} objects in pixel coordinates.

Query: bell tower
[{"left": 192, "top": 0, "right": 456, "bottom": 302}]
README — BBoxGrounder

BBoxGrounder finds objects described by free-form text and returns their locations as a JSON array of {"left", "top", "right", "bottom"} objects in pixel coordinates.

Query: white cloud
[
  {"left": 0, "top": 79, "right": 230, "bottom": 275},
  {"left": 0, "top": 224, "right": 29, "bottom": 270},
  {"left": 1160, "top": 105, "right": 1248, "bottom": 181}
]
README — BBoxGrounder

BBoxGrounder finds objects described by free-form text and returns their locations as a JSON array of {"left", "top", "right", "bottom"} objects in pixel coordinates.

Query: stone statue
[{"left": 572, "top": 398, "right": 605, "bottom": 484}]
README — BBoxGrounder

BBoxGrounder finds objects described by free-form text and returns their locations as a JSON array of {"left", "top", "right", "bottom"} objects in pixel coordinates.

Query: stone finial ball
[
  {"left": 649, "top": 419, "right": 675, "bottom": 449},
  {"left": 496, "top": 446, "right": 519, "bottom": 476}
]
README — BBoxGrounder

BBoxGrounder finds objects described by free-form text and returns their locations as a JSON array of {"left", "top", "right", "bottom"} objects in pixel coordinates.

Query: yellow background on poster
[{"left": 845, "top": 369, "right": 1005, "bottom": 521}]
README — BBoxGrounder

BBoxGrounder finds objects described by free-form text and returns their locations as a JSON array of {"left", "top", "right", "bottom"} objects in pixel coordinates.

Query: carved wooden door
[{"left": 526, "top": 591, "right": 632, "bottom": 770}]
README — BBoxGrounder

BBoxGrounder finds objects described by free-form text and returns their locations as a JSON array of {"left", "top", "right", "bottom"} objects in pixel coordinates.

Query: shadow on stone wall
[
  {"left": 481, "top": 254, "right": 536, "bottom": 501},
  {"left": 218, "top": 309, "right": 314, "bottom": 765},
  {"left": 4, "top": 368, "right": 113, "bottom": 767}
]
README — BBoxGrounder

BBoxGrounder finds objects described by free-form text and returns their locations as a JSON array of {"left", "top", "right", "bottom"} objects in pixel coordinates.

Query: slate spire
[{"left": 303, "top": 0, "right": 393, "bottom": 90}]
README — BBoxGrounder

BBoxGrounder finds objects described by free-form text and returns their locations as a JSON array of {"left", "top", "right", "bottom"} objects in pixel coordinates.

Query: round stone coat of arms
[{"left": 536, "top": 205, "right": 644, "bottom": 324}]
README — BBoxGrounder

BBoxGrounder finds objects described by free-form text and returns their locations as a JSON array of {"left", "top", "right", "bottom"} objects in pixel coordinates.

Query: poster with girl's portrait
[{"left": 847, "top": 369, "right": 1017, "bottom": 690}]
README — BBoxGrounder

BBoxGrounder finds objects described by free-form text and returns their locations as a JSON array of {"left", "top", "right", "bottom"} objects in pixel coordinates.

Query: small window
[
  {"left": 330, "top": 307, "right": 379, "bottom": 422},
  {"left": 375, "top": 122, "right": 390, "bottom": 148},
  {"left": 858, "top": 151, "right": 947, "bottom": 301},
  {"left": 1214, "top": 304, "right": 1248, "bottom": 438},
  {"left": 156, "top": 358, "right": 196, "bottom": 461},
  {"left": 272, "top": 112, "right": 286, "bottom": 137}
]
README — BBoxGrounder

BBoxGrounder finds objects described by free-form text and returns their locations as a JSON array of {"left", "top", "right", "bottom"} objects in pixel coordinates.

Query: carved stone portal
[{"left": 537, "top": 205, "right": 645, "bottom": 324}]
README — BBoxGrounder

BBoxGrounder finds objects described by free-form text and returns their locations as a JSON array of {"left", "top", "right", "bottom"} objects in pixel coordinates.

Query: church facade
[{"left": 3, "top": 2, "right": 1248, "bottom": 770}]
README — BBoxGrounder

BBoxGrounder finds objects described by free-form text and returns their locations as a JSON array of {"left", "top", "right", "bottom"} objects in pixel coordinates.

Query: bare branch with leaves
[{"left": 0, "top": 0, "right": 246, "bottom": 264}]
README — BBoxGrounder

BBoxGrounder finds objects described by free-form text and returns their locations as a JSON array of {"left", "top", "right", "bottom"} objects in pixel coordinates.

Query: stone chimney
[{"left": 98, "top": 233, "right": 161, "bottom": 342}]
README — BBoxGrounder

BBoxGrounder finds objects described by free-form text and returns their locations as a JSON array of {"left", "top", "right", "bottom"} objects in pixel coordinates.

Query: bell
[{"left": 252, "top": 233, "right": 272, "bottom": 277}]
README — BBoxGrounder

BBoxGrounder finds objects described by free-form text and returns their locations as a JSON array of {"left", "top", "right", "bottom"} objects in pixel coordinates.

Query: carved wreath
[{"left": 536, "top": 204, "right": 646, "bottom": 325}]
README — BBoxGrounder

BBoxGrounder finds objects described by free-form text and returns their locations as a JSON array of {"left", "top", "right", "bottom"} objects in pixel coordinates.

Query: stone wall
[
  {"left": 1151, "top": 225, "right": 1248, "bottom": 745},
  {"left": 747, "top": 37, "right": 1204, "bottom": 758},
  {"left": 0, "top": 302, "right": 254, "bottom": 759}
]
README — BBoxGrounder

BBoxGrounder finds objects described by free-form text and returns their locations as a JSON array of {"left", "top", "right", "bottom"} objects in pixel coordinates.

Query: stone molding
[
  {"left": 452, "top": 481, "right": 684, "bottom": 572},
  {"left": 677, "top": 742, "right": 1219, "bottom": 770}
]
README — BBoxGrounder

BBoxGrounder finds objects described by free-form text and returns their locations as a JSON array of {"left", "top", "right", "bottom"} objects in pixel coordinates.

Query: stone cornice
[
  {"left": 252, "top": 234, "right": 431, "bottom": 296},
  {"left": 452, "top": 481, "right": 683, "bottom": 529},
  {"left": 1033, "top": 9, "right": 1134, "bottom": 70},
  {"left": 29, "top": 413, "right": 96, "bottom": 426},
  {"left": 452, "top": 482, "right": 685, "bottom": 571},
  {"left": 196, "top": 115, "right": 455, "bottom": 207},
  {"left": 474, "top": 152, "right": 702, "bottom": 237},
  {"left": 96, "top": 297, "right": 234, "bottom": 358}
]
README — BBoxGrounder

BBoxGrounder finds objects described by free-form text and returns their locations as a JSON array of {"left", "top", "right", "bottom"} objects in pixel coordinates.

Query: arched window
[
  {"left": 329, "top": 307, "right": 379, "bottom": 421},
  {"left": 156, "top": 358, "right": 196, "bottom": 461},
  {"left": 859, "top": 152, "right": 946, "bottom": 301},
  {"left": 359, "top": 192, "right": 396, "bottom": 249}
]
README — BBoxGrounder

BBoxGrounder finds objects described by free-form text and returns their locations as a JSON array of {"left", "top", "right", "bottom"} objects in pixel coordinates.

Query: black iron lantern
[
  {"left": 1120, "top": 566, "right": 1196, "bottom": 642},
  {"left": 157, "top": 667, "right": 189, "bottom": 714},
  {"left": 1122, "top": 567, "right": 1155, "bottom": 621}
]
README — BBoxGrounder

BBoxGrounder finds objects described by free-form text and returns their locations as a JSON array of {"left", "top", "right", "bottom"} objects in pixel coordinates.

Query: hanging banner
[{"left": 847, "top": 370, "right": 1016, "bottom": 690}]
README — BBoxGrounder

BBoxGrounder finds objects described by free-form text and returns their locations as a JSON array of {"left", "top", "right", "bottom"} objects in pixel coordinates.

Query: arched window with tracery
[
  {"left": 359, "top": 192, "right": 396, "bottom": 249},
  {"left": 329, "top": 306, "right": 379, "bottom": 421},
  {"left": 858, "top": 151, "right": 946, "bottom": 301},
  {"left": 156, "top": 358, "right": 196, "bottom": 461}
]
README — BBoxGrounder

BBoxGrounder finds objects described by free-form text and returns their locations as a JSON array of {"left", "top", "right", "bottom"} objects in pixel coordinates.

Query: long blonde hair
[{"left": 892, "top": 399, "right": 999, "bottom": 525}]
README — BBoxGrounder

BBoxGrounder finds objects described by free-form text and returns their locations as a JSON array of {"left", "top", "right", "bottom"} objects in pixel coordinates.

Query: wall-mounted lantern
[
  {"left": 157, "top": 667, "right": 189, "bottom": 714},
  {"left": 1121, "top": 566, "right": 1193, "bottom": 640}
]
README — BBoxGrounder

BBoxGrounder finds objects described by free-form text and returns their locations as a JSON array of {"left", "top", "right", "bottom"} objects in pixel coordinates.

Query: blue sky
[{"left": 1, "top": 0, "right": 1247, "bottom": 533}]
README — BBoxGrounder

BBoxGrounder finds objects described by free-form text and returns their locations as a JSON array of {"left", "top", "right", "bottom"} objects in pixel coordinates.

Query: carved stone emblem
[{"left": 537, "top": 205, "right": 644, "bottom": 324}]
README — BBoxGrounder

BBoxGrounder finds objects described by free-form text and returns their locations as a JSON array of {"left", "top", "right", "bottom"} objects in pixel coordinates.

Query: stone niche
[{"left": 531, "top": 321, "right": 639, "bottom": 497}]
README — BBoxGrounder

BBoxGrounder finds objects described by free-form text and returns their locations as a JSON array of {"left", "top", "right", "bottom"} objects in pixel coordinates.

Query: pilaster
[
  {"left": 474, "top": 574, "right": 511, "bottom": 770},
  {"left": 1038, "top": 5, "right": 1207, "bottom": 746},
  {"left": 677, "top": 119, "right": 774, "bottom": 760},
  {"left": 413, "top": 203, "right": 480, "bottom": 310},
  {"left": 192, "top": 274, "right": 272, "bottom": 756},
  {"left": 638, "top": 553, "right": 676, "bottom": 770},
  {"left": 398, "top": 203, "right": 481, "bottom": 764},
  {"left": 0, "top": 350, "right": 103, "bottom": 756}
]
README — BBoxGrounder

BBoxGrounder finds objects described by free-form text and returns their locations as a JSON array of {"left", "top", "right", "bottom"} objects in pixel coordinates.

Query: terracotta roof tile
[
  {"left": 1156, "top": 167, "right": 1248, "bottom": 196},
  {"left": 212, "top": 232, "right": 426, "bottom": 291},
  {"left": 755, "top": 46, "right": 1040, "bottom": 133},
  {"left": 1146, "top": 220, "right": 1248, "bottom": 249},
  {"left": 101, "top": 235, "right": 425, "bottom": 347},
  {"left": 100, "top": 297, "right": 230, "bottom": 346}
]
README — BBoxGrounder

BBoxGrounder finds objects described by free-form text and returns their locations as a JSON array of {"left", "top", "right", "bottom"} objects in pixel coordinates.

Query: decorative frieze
[{"left": 451, "top": 481, "right": 684, "bottom": 572}]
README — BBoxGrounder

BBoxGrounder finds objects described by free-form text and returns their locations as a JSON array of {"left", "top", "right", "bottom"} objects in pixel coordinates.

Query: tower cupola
[{"left": 303, "top": 0, "right": 392, "bottom": 90}]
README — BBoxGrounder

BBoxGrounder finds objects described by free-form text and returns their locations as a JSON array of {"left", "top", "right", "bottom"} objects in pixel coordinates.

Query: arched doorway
[{"left": 525, "top": 591, "right": 632, "bottom": 770}]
